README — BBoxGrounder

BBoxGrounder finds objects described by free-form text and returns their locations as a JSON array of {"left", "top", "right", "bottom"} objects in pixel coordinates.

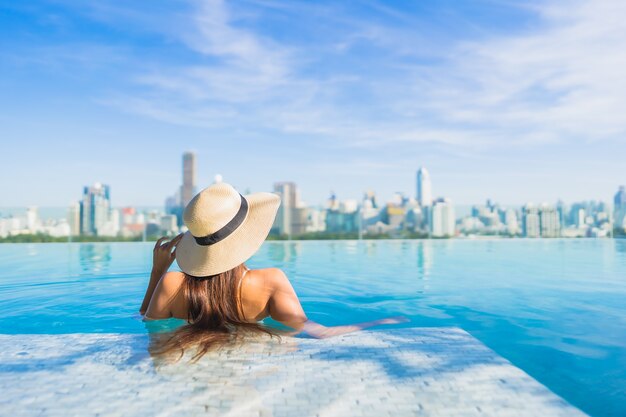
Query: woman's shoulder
[
  {"left": 249, "top": 267, "right": 287, "bottom": 279},
  {"left": 247, "top": 267, "right": 290, "bottom": 290},
  {"left": 158, "top": 271, "right": 185, "bottom": 292}
]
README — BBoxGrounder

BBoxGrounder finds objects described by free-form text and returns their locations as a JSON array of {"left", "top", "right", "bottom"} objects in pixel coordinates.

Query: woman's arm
[
  {"left": 298, "top": 317, "right": 409, "bottom": 338},
  {"left": 139, "top": 269, "right": 164, "bottom": 316},
  {"left": 267, "top": 269, "right": 408, "bottom": 338},
  {"left": 139, "top": 234, "right": 183, "bottom": 315}
]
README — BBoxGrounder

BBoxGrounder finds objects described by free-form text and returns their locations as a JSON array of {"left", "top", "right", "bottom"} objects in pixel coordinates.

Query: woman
[{"left": 140, "top": 182, "right": 405, "bottom": 359}]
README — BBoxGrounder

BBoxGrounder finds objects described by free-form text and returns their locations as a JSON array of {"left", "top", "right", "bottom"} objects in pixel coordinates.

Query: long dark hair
[{"left": 150, "top": 263, "right": 279, "bottom": 362}]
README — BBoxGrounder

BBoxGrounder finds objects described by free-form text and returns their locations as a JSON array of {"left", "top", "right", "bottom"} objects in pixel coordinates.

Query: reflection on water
[
  {"left": 416, "top": 242, "right": 433, "bottom": 281},
  {"left": 363, "top": 240, "right": 377, "bottom": 257},
  {"left": 26, "top": 244, "right": 39, "bottom": 257},
  {"left": 615, "top": 239, "right": 626, "bottom": 254},
  {"left": 79, "top": 244, "right": 112, "bottom": 274},
  {"left": 266, "top": 241, "right": 302, "bottom": 264},
  {"left": 344, "top": 240, "right": 359, "bottom": 254}
]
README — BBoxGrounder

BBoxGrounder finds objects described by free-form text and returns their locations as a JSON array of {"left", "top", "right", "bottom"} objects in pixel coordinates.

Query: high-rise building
[
  {"left": 79, "top": 183, "right": 111, "bottom": 235},
  {"left": 273, "top": 182, "right": 295, "bottom": 236},
  {"left": 181, "top": 151, "right": 196, "bottom": 208},
  {"left": 430, "top": 198, "right": 455, "bottom": 237},
  {"left": 67, "top": 202, "right": 80, "bottom": 236},
  {"left": 556, "top": 200, "right": 567, "bottom": 228},
  {"left": 26, "top": 206, "right": 39, "bottom": 233},
  {"left": 575, "top": 208, "right": 586, "bottom": 228},
  {"left": 504, "top": 209, "right": 519, "bottom": 235},
  {"left": 522, "top": 204, "right": 540, "bottom": 238},
  {"left": 272, "top": 182, "right": 307, "bottom": 236},
  {"left": 615, "top": 186, "right": 626, "bottom": 233},
  {"left": 539, "top": 204, "right": 561, "bottom": 237},
  {"left": 416, "top": 167, "right": 432, "bottom": 207}
]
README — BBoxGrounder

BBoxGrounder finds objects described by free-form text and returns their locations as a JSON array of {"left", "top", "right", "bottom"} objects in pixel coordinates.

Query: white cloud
[
  {"left": 401, "top": 0, "right": 626, "bottom": 144},
  {"left": 104, "top": 0, "right": 626, "bottom": 151}
]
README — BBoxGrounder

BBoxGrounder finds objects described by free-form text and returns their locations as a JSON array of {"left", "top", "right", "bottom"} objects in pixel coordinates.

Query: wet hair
[{"left": 150, "top": 263, "right": 278, "bottom": 362}]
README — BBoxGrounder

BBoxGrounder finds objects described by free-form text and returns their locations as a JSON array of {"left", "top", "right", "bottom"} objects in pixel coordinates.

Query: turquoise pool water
[{"left": 0, "top": 240, "right": 625, "bottom": 416}]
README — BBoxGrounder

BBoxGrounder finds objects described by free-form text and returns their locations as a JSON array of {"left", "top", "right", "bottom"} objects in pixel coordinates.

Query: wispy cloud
[
  {"left": 3, "top": 0, "right": 624, "bottom": 205},
  {"left": 404, "top": 0, "right": 626, "bottom": 145},
  {"left": 97, "top": 0, "right": 626, "bottom": 152}
]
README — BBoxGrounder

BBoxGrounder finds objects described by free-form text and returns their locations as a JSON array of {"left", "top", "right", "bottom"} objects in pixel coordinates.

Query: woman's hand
[
  {"left": 372, "top": 316, "right": 410, "bottom": 326},
  {"left": 140, "top": 234, "right": 184, "bottom": 316},
  {"left": 151, "top": 234, "right": 183, "bottom": 277}
]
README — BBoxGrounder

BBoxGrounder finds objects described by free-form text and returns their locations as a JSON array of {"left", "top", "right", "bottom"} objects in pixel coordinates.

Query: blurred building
[
  {"left": 522, "top": 203, "right": 562, "bottom": 238},
  {"left": 416, "top": 167, "right": 432, "bottom": 207},
  {"left": 522, "top": 204, "right": 540, "bottom": 238},
  {"left": 382, "top": 204, "right": 405, "bottom": 230},
  {"left": 417, "top": 167, "right": 433, "bottom": 233},
  {"left": 160, "top": 214, "right": 178, "bottom": 236},
  {"left": 181, "top": 151, "right": 196, "bottom": 208},
  {"left": 539, "top": 204, "right": 561, "bottom": 237},
  {"left": 79, "top": 183, "right": 111, "bottom": 236},
  {"left": 430, "top": 198, "right": 455, "bottom": 237},
  {"left": 361, "top": 191, "right": 381, "bottom": 230},
  {"left": 615, "top": 186, "right": 626, "bottom": 234},
  {"left": 504, "top": 209, "right": 519, "bottom": 235},
  {"left": 67, "top": 202, "right": 80, "bottom": 236},
  {"left": 120, "top": 207, "right": 145, "bottom": 238},
  {"left": 165, "top": 151, "right": 197, "bottom": 227},
  {"left": 273, "top": 182, "right": 307, "bottom": 236},
  {"left": 304, "top": 207, "right": 326, "bottom": 233},
  {"left": 26, "top": 207, "right": 39, "bottom": 233},
  {"left": 98, "top": 208, "right": 121, "bottom": 237},
  {"left": 404, "top": 205, "right": 423, "bottom": 233},
  {"left": 325, "top": 194, "right": 359, "bottom": 234},
  {"left": 458, "top": 200, "right": 520, "bottom": 237}
]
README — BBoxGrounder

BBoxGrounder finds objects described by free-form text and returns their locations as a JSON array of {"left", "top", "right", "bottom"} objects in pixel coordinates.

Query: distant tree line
[{"left": 0, "top": 233, "right": 143, "bottom": 243}]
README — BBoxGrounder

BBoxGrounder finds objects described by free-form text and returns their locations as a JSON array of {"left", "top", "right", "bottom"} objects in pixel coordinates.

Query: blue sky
[{"left": 1, "top": 0, "right": 624, "bottom": 208}]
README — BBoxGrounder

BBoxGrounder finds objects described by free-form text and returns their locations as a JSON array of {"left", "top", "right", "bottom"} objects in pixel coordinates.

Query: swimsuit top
[{"left": 238, "top": 266, "right": 250, "bottom": 297}]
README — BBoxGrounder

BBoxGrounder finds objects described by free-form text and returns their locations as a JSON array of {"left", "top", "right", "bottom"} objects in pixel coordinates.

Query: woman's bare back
[
  {"left": 144, "top": 263, "right": 407, "bottom": 338},
  {"left": 148, "top": 267, "right": 302, "bottom": 325}
]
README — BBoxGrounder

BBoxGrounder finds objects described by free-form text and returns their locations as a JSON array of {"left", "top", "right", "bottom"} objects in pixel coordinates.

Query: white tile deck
[{"left": 0, "top": 328, "right": 586, "bottom": 417}]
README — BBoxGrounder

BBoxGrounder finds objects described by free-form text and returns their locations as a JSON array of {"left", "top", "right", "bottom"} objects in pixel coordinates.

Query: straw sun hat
[{"left": 175, "top": 182, "right": 281, "bottom": 276}]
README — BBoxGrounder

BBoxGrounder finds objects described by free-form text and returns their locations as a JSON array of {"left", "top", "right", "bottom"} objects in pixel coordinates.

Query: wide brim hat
[{"left": 176, "top": 182, "right": 280, "bottom": 276}]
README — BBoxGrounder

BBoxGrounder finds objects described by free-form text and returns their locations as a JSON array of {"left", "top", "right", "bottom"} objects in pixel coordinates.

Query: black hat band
[{"left": 193, "top": 194, "right": 249, "bottom": 246}]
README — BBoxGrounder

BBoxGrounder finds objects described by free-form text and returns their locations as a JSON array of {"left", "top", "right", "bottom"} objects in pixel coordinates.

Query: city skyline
[
  {"left": 0, "top": 152, "right": 621, "bottom": 239},
  {"left": 0, "top": 162, "right": 622, "bottom": 212},
  {"left": 1, "top": 1, "right": 625, "bottom": 207}
]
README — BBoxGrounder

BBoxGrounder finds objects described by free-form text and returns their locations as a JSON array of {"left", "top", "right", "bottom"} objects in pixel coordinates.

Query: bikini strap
[
  {"left": 237, "top": 267, "right": 250, "bottom": 316},
  {"left": 238, "top": 267, "right": 250, "bottom": 292}
]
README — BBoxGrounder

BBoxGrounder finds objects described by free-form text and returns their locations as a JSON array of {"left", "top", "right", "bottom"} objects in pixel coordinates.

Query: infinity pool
[{"left": 1, "top": 240, "right": 625, "bottom": 416}]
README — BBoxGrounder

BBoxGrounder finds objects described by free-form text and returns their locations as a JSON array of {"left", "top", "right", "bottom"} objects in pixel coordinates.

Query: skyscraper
[
  {"left": 79, "top": 183, "right": 111, "bottom": 235},
  {"left": 274, "top": 182, "right": 295, "bottom": 237},
  {"left": 416, "top": 167, "right": 432, "bottom": 207},
  {"left": 614, "top": 186, "right": 626, "bottom": 233},
  {"left": 273, "top": 182, "right": 305, "bottom": 237},
  {"left": 181, "top": 151, "right": 196, "bottom": 208}
]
